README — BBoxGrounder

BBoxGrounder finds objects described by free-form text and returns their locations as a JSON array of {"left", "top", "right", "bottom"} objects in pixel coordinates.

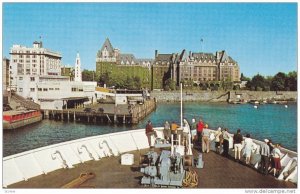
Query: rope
[{"left": 182, "top": 168, "right": 199, "bottom": 188}]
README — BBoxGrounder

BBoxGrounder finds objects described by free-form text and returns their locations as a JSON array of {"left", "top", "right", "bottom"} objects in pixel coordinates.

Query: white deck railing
[{"left": 3, "top": 127, "right": 297, "bottom": 187}]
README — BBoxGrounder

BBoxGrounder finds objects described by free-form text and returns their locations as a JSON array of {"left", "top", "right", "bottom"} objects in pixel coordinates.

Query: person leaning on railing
[
  {"left": 171, "top": 121, "right": 179, "bottom": 144},
  {"left": 145, "top": 120, "right": 157, "bottom": 147}
]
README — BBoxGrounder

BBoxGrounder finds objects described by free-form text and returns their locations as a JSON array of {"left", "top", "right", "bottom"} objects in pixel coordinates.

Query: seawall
[{"left": 151, "top": 90, "right": 297, "bottom": 102}]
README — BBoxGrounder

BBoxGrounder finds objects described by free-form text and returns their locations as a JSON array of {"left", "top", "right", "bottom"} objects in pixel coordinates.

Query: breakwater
[{"left": 151, "top": 90, "right": 297, "bottom": 102}]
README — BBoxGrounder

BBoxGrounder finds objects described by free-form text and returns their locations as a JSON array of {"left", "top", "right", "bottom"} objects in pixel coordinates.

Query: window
[
  {"left": 19, "top": 88, "right": 23, "bottom": 92},
  {"left": 30, "top": 88, "right": 35, "bottom": 92},
  {"left": 55, "top": 88, "right": 59, "bottom": 91},
  {"left": 30, "top": 77, "right": 35, "bottom": 81},
  {"left": 49, "top": 88, "right": 54, "bottom": 90},
  {"left": 43, "top": 88, "right": 48, "bottom": 91},
  {"left": 19, "top": 77, "right": 23, "bottom": 80},
  {"left": 38, "top": 88, "right": 42, "bottom": 91}
]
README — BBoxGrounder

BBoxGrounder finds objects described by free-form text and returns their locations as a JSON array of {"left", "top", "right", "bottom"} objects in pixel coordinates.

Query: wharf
[
  {"left": 8, "top": 148, "right": 296, "bottom": 188},
  {"left": 41, "top": 99, "right": 156, "bottom": 124}
]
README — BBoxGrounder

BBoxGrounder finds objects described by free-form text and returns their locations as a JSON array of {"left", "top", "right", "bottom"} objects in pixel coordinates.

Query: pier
[{"left": 41, "top": 99, "right": 156, "bottom": 124}]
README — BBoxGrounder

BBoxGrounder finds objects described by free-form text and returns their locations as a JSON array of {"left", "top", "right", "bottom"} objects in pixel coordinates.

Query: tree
[
  {"left": 285, "top": 71, "right": 297, "bottom": 91},
  {"left": 82, "top": 69, "right": 95, "bottom": 81},
  {"left": 249, "top": 74, "right": 270, "bottom": 91},
  {"left": 240, "top": 73, "right": 251, "bottom": 81},
  {"left": 133, "top": 76, "right": 142, "bottom": 89},
  {"left": 98, "top": 72, "right": 110, "bottom": 86},
  {"left": 164, "top": 78, "right": 176, "bottom": 91},
  {"left": 271, "top": 72, "right": 286, "bottom": 91}
]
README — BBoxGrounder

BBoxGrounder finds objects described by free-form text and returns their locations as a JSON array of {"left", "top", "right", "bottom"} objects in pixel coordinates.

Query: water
[{"left": 3, "top": 102, "right": 297, "bottom": 156}]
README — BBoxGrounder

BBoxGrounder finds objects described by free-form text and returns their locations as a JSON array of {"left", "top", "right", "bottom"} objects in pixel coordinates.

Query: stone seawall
[{"left": 151, "top": 90, "right": 297, "bottom": 102}]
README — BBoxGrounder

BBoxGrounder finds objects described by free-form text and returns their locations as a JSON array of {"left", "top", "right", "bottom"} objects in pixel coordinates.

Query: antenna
[{"left": 200, "top": 38, "right": 204, "bottom": 52}]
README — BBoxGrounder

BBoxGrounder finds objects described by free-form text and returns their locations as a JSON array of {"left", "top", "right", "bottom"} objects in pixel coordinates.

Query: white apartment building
[{"left": 9, "top": 41, "right": 62, "bottom": 90}]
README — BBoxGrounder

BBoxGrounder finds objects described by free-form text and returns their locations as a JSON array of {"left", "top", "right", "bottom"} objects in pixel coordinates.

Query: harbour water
[{"left": 3, "top": 102, "right": 297, "bottom": 157}]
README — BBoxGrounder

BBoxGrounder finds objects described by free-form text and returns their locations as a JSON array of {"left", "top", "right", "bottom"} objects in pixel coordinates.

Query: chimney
[{"left": 155, "top": 50, "right": 158, "bottom": 58}]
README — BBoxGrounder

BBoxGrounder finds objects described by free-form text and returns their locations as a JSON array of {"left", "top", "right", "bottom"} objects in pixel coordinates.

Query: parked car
[
  {"left": 98, "top": 108, "right": 104, "bottom": 113},
  {"left": 83, "top": 108, "right": 95, "bottom": 113}
]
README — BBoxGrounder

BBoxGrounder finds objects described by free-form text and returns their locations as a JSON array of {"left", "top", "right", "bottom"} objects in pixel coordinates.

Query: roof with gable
[{"left": 156, "top": 54, "right": 173, "bottom": 61}]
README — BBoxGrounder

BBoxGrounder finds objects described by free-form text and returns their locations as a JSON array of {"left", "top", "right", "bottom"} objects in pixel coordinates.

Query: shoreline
[{"left": 151, "top": 90, "right": 297, "bottom": 103}]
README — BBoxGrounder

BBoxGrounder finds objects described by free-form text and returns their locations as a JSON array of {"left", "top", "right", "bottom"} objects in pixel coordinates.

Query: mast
[{"left": 180, "top": 82, "right": 183, "bottom": 128}]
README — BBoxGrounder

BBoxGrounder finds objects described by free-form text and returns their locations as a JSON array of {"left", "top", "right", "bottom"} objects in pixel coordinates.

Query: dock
[{"left": 41, "top": 99, "right": 156, "bottom": 124}]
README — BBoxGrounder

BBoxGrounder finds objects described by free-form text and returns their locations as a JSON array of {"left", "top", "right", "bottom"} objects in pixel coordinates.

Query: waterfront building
[
  {"left": 152, "top": 49, "right": 240, "bottom": 90},
  {"left": 96, "top": 38, "right": 152, "bottom": 88},
  {"left": 2, "top": 57, "right": 10, "bottom": 92},
  {"left": 16, "top": 74, "right": 97, "bottom": 110},
  {"left": 74, "top": 52, "right": 82, "bottom": 82},
  {"left": 9, "top": 41, "right": 62, "bottom": 91},
  {"left": 151, "top": 50, "right": 180, "bottom": 90}
]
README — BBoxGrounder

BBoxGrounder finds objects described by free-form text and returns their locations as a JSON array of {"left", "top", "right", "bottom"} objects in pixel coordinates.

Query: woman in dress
[{"left": 243, "top": 134, "right": 253, "bottom": 164}]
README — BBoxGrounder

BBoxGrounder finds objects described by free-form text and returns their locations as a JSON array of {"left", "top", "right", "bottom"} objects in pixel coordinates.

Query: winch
[{"left": 140, "top": 150, "right": 188, "bottom": 187}]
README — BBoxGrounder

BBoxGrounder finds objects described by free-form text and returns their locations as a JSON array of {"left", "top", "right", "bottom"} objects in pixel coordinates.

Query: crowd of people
[{"left": 145, "top": 118, "right": 283, "bottom": 177}]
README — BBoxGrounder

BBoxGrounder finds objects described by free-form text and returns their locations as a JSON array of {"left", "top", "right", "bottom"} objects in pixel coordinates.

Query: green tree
[
  {"left": 271, "top": 72, "right": 286, "bottom": 91},
  {"left": 133, "top": 76, "right": 142, "bottom": 89},
  {"left": 82, "top": 69, "right": 95, "bottom": 81},
  {"left": 249, "top": 74, "right": 270, "bottom": 91},
  {"left": 98, "top": 72, "right": 110, "bottom": 86},
  {"left": 240, "top": 73, "right": 251, "bottom": 81},
  {"left": 164, "top": 78, "right": 176, "bottom": 91},
  {"left": 285, "top": 71, "right": 297, "bottom": 91}
]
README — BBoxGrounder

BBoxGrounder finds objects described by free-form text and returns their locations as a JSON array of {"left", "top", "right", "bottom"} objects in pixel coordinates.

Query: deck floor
[{"left": 8, "top": 148, "right": 296, "bottom": 189}]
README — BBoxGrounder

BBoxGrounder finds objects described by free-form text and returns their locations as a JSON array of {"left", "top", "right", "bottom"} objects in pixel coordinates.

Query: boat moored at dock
[{"left": 3, "top": 110, "right": 42, "bottom": 130}]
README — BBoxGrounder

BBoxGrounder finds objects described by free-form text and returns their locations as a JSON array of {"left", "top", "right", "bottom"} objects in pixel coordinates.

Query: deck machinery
[{"left": 140, "top": 150, "right": 186, "bottom": 187}]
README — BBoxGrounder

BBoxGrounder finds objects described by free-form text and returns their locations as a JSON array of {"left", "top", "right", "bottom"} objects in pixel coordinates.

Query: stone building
[
  {"left": 152, "top": 49, "right": 240, "bottom": 90},
  {"left": 96, "top": 38, "right": 153, "bottom": 88},
  {"left": 9, "top": 41, "right": 62, "bottom": 91}
]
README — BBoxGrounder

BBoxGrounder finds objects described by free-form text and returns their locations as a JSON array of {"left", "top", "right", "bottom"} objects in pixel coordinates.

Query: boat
[
  {"left": 3, "top": 84, "right": 297, "bottom": 189},
  {"left": 3, "top": 127, "right": 297, "bottom": 188},
  {"left": 249, "top": 100, "right": 259, "bottom": 105},
  {"left": 3, "top": 110, "right": 42, "bottom": 130}
]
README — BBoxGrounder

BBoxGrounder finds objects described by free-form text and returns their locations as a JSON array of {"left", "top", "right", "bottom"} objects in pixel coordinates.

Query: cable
[{"left": 182, "top": 168, "right": 199, "bottom": 188}]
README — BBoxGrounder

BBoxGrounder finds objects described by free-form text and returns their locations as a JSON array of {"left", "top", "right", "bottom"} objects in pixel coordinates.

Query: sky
[{"left": 2, "top": 3, "right": 298, "bottom": 77}]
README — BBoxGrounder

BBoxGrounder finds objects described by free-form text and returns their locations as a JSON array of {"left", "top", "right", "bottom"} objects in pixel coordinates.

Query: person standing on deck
[
  {"left": 197, "top": 119, "right": 204, "bottom": 150},
  {"left": 171, "top": 121, "right": 179, "bottom": 145},
  {"left": 233, "top": 129, "right": 243, "bottom": 161},
  {"left": 202, "top": 125, "right": 211, "bottom": 153},
  {"left": 222, "top": 128, "right": 230, "bottom": 157},
  {"left": 243, "top": 134, "right": 254, "bottom": 164},
  {"left": 191, "top": 118, "right": 197, "bottom": 144},
  {"left": 163, "top": 121, "right": 171, "bottom": 142},
  {"left": 145, "top": 120, "right": 157, "bottom": 147},
  {"left": 260, "top": 139, "right": 270, "bottom": 175},
  {"left": 271, "top": 143, "right": 282, "bottom": 177},
  {"left": 214, "top": 127, "right": 222, "bottom": 154}
]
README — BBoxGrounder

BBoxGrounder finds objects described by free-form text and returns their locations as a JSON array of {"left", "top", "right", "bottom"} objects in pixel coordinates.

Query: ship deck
[{"left": 8, "top": 148, "right": 296, "bottom": 189}]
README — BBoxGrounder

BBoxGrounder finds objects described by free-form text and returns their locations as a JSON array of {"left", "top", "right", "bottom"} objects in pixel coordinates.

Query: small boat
[
  {"left": 249, "top": 100, "right": 259, "bottom": 105},
  {"left": 3, "top": 110, "right": 42, "bottom": 130}
]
